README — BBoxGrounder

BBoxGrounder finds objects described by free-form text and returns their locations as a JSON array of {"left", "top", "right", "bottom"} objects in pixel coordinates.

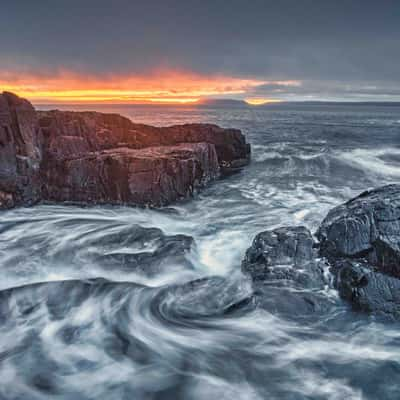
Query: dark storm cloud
[{"left": 1, "top": 0, "right": 400, "bottom": 100}]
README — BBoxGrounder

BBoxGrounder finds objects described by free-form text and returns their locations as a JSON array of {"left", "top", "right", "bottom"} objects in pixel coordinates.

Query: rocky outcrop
[
  {"left": 0, "top": 92, "right": 250, "bottom": 209},
  {"left": 242, "top": 226, "right": 332, "bottom": 319},
  {"left": 244, "top": 185, "right": 400, "bottom": 320},
  {"left": 38, "top": 110, "right": 250, "bottom": 171}
]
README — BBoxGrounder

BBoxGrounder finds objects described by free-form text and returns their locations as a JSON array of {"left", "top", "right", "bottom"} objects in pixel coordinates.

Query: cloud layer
[{"left": 1, "top": 0, "right": 400, "bottom": 102}]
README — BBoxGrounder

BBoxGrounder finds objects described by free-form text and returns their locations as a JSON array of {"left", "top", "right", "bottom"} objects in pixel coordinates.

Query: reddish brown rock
[
  {"left": 42, "top": 143, "right": 220, "bottom": 206},
  {"left": 0, "top": 92, "right": 42, "bottom": 207},
  {"left": 0, "top": 92, "right": 250, "bottom": 209},
  {"left": 38, "top": 110, "right": 250, "bottom": 171}
]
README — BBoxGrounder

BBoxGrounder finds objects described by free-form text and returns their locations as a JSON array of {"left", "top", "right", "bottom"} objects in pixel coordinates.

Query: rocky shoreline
[
  {"left": 1, "top": 91, "right": 399, "bottom": 320},
  {"left": 0, "top": 92, "right": 250, "bottom": 209}
]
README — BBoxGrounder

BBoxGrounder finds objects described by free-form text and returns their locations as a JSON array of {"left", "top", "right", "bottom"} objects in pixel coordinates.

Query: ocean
[{"left": 1, "top": 103, "right": 400, "bottom": 399}]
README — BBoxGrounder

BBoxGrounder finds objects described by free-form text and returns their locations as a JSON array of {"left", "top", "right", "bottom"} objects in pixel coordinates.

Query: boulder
[
  {"left": 243, "top": 226, "right": 324, "bottom": 287},
  {"left": 242, "top": 226, "right": 331, "bottom": 319},
  {"left": 317, "top": 184, "right": 400, "bottom": 278},
  {"left": 317, "top": 184, "right": 400, "bottom": 319}
]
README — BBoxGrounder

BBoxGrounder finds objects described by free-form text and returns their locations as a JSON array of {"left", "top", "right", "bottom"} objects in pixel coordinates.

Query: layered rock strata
[{"left": 0, "top": 92, "right": 250, "bottom": 208}]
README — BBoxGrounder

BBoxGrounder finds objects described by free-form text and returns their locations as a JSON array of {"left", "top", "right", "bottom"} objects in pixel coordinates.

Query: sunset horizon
[
  {"left": 0, "top": 69, "right": 299, "bottom": 105},
  {"left": 2, "top": 1, "right": 400, "bottom": 105}
]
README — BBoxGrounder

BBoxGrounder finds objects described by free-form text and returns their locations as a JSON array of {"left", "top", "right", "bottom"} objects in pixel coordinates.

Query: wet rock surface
[
  {"left": 242, "top": 226, "right": 333, "bottom": 319},
  {"left": 316, "top": 184, "right": 400, "bottom": 319},
  {"left": 335, "top": 260, "right": 400, "bottom": 319},
  {"left": 0, "top": 92, "right": 250, "bottom": 209},
  {"left": 243, "top": 185, "right": 400, "bottom": 320},
  {"left": 317, "top": 184, "right": 400, "bottom": 277},
  {"left": 155, "top": 276, "right": 255, "bottom": 319}
]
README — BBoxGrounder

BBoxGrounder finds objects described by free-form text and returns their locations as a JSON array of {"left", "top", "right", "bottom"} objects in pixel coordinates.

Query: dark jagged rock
[
  {"left": 317, "top": 184, "right": 400, "bottom": 319},
  {"left": 335, "top": 260, "right": 400, "bottom": 319},
  {"left": 0, "top": 92, "right": 250, "bottom": 209},
  {"left": 243, "top": 226, "right": 324, "bottom": 287},
  {"left": 317, "top": 184, "right": 400, "bottom": 278},
  {"left": 242, "top": 226, "right": 332, "bottom": 319},
  {"left": 243, "top": 186, "right": 400, "bottom": 320}
]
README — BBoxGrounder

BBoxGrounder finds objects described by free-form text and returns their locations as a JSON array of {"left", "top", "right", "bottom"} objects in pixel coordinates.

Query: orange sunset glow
[
  {"left": 245, "top": 98, "right": 283, "bottom": 105},
  {"left": 0, "top": 70, "right": 302, "bottom": 104},
  {"left": 0, "top": 70, "right": 286, "bottom": 104}
]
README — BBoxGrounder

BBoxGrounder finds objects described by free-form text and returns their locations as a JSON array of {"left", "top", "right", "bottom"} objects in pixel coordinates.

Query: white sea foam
[{"left": 337, "top": 147, "right": 400, "bottom": 178}]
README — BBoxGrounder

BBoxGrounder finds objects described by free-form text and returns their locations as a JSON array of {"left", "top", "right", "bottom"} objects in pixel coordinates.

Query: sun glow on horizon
[
  {"left": 0, "top": 70, "right": 301, "bottom": 105},
  {"left": 0, "top": 70, "right": 270, "bottom": 105},
  {"left": 245, "top": 98, "right": 282, "bottom": 105}
]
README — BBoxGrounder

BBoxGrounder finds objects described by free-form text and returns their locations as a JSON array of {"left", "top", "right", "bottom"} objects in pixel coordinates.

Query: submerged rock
[
  {"left": 0, "top": 278, "right": 132, "bottom": 322},
  {"left": 91, "top": 225, "right": 195, "bottom": 276},
  {"left": 242, "top": 226, "right": 332, "bottom": 319},
  {"left": 155, "top": 276, "right": 255, "bottom": 319},
  {"left": 0, "top": 92, "right": 251, "bottom": 209}
]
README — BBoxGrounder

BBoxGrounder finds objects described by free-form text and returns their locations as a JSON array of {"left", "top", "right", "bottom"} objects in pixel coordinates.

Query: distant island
[{"left": 191, "top": 98, "right": 400, "bottom": 108}]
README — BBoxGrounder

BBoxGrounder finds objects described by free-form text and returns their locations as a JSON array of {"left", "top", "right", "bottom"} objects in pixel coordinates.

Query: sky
[{"left": 1, "top": 0, "right": 400, "bottom": 104}]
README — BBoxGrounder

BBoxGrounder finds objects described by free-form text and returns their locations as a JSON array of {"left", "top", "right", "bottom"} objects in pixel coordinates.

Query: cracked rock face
[
  {"left": 243, "top": 188, "right": 400, "bottom": 321},
  {"left": 0, "top": 92, "right": 43, "bottom": 208},
  {"left": 0, "top": 92, "right": 250, "bottom": 209},
  {"left": 335, "top": 260, "right": 400, "bottom": 320},
  {"left": 317, "top": 184, "right": 400, "bottom": 278},
  {"left": 317, "top": 184, "right": 400, "bottom": 319},
  {"left": 41, "top": 143, "right": 220, "bottom": 207},
  {"left": 242, "top": 226, "right": 332, "bottom": 320},
  {"left": 37, "top": 110, "right": 250, "bottom": 174}
]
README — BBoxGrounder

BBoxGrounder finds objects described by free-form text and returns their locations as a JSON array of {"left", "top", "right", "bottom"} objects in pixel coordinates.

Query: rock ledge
[{"left": 0, "top": 92, "right": 250, "bottom": 208}]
